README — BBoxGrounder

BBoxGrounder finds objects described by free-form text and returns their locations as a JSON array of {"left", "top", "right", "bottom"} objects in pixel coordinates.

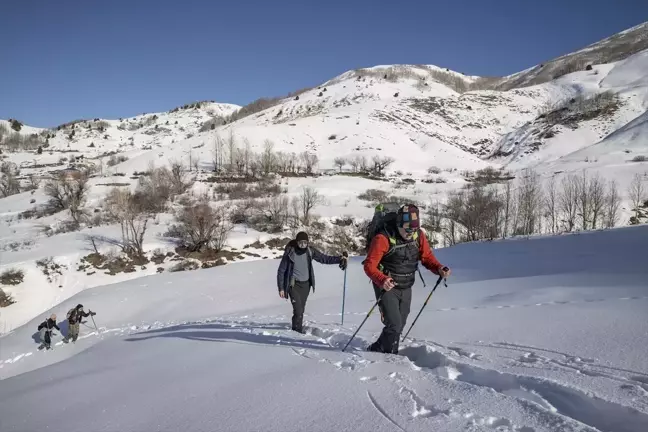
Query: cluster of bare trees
[
  {"left": 91, "top": 161, "right": 196, "bottom": 257},
  {"left": 171, "top": 199, "right": 233, "bottom": 252},
  {"left": 335, "top": 155, "right": 395, "bottom": 176},
  {"left": 435, "top": 169, "right": 638, "bottom": 247},
  {"left": 212, "top": 132, "right": 319, "bottom": 177},
  {"left": 230, "top": 185, "right": 325, "bottom": 233}
]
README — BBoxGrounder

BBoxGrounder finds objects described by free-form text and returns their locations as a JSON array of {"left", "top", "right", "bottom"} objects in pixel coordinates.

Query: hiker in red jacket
[{"left": 363, "top": 204, "right": 450, "bottom": 354}]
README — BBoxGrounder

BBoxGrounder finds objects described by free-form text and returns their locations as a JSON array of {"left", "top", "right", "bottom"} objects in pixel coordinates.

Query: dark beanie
[{"left": 296, "top": 231, "right": 309, "bottom": 242}]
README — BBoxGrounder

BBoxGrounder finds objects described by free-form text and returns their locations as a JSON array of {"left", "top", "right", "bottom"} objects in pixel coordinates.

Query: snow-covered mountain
[{"left": 1, "top": 22, "right": 647, "bottom": 334}]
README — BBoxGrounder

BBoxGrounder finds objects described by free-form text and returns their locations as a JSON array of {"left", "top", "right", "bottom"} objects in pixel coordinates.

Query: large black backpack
[{"left": 364, "top": 202, "right": 401, "bottom": 252}]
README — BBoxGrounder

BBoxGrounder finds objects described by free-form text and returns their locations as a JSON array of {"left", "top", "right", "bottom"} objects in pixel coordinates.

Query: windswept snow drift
[{"left": 1, "top": 226, "right": 647, "bottom": 432}]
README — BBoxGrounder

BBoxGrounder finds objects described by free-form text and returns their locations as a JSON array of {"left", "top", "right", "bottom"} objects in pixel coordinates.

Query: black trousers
[
  {"left": 289, "top": 280, "right": 310, "bottom": 333},
  {"left": 370, "top": 284, "right": 412, "bottom": 354}
]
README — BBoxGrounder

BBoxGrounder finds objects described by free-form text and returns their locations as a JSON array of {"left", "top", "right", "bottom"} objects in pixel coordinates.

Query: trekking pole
[
  {"left": 90, "top": 313, "right": 99, "bottom": 333},
  {"left": 401, "top": 270, "right": 448, "bottom": 342},
  {"left": 341, "top": 267, "right": 347, "bottom": 326},
  {"left": 342, "top": 292, "right": 384, "bottom": 352}
]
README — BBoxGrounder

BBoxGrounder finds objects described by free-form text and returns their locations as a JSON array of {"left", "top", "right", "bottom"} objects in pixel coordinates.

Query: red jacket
[{"left": 363, "top": 230, "right": 444, "bottom": 287}]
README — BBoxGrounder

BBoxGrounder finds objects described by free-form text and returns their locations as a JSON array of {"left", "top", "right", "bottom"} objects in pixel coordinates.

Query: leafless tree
[
  {"left": 43, "top": 172, "right": 90, "bottom": 223},
  {"left": 443, "top": 186, "right": 502, "bottom": 242},
  {"left": 502, "top": 180, "right": 514, "bottom": 238},
  {"left": 212, "top": 133, "right": 225, "bottom": 173},
  {"left": 575, "top": 171, "right": 592, "bottom": 230},
  {"left": 104, "top": 188, "right": 151, "bottom": 257},
  {"left": 298, "top": 185, "right": 324, "bottom": 226},
  {"left": 589, "top": 173, "right": 606, "bottom": 229},
  {"left": 287, "top": 152, "right": 298, "bottom": 173},
  {"left": 261, "top": 139, "right": 277, "bottom": 175},
  {"left": 169, "top": 159, "right": 193, "bottom": 195},
  {"left": 559, "top": 174, "right": 579, "bottom": 232},
  {"left": 275, "top": 151, "right": 289, "bottom": 174},
  {"left": 334, "top": 157, "right": 346, "bottom": 172},
  {"left": 628, "top": 173, "right": 646, "bottom": 222},
  {"left": 175, "top": 200, "right": 232, "bottom": 252},
  {"left": 604, "top": 179, "right": 621, "bottom": 228},
  {"left": 371, "top": 155, "right": 395, "bottom": 176},
  {"left": 358, "top": 155, "right": 369, "bottom": 173},
  {"left": 544, "top": 176, "right": 558, "bottom": 234},
  {"left": 0, "top": 162, "right": 20, "bottom": 197},
  {"left": 301, "top": 152, "right": 319, "bottom": 174},
  {"left": 192, "top": 156, "right": 200, "bottom": 173},
  {"left": 226, "top": 130, "right": 237, "bottom": 173},
  {"left": 348, "top": 156, "right": 360, "bottom": 172},
  {"left": 243, "top": 138, "right": 252, "bottom": 176},
  {"left": 515, "top": 169, "right": 543, "bottom": 235}
]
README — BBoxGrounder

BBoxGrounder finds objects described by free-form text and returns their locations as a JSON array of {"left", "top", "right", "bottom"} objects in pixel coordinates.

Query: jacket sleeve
[
  {"left": 363, "top": 234, "right": 391, "bottom": 286},
  {"left": 53, "top": 322, "right": 61, "bottom": 331},
  {"left": 276, "top": 250, "right": 289, "bottom": 292},
  {"left": 419, "top": 230, "right": 444, "bottom": 275},
  {"left": 311, "top": 248, "right": 341, "bottom": 265}
]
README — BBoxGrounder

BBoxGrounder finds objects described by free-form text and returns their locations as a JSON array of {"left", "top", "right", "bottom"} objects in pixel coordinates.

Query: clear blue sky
[{"left": 2, "top": 0, "right": 646, "bottom": 128}]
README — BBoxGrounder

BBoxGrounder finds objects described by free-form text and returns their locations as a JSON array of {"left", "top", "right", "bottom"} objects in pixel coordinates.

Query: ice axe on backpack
[{"left": 401, "top": 268, "right": 449, "bottom": 342}]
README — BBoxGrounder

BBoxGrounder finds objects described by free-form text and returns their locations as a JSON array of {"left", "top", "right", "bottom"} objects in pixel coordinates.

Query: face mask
[{"left": 297, "top": 240, "right": 308, "bottom": 249}]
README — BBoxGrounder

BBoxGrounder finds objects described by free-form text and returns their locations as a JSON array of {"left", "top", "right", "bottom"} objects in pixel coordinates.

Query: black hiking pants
[
  {"left": 370, "top": 284, "right": 412, "bottom": 354},
  {"left": 289, "top": 280, "right": 310, "bottom": 333}
]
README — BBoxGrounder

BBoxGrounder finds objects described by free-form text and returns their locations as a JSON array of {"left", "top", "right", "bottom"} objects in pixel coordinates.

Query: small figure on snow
[
  {"left": 63, "top": 304, "right": 96, "bottom": 343},
  {"left": 363, "top": 204, "right": 450, "bottom": 354},
  {"left": 277, "top": 231, "right": 348, "bottom": 333},
  {"left": 37, "top": 314, "right": 60, "bottom": 350}
]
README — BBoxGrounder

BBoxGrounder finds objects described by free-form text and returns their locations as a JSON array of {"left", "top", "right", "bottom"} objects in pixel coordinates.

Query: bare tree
[
  {"left": 192, "top": 155, "right": 200, "bottom": 173},
  {"left": 175, "top": 200, "right": 232, "bottom": 252},
  {"left": 628, "top": 173, "right": 646, "bottom": 222},
  {"left": 515, "top": 169, "right": 543, "bottom": 235},
  {"left": 43, "top": 173, "right": 90, "bottom": 223},
  {"left": 243, "top": 138, "right": 252, "bottom": 176},
  {"left": 544, "top": 176, "right": 558, "bottom": 234},
  {"left": 104, "top": 188, "right": 151, "bottom": 257},
  {"left": 301, "top": 152, "right": 319, "bottom": 174},
  {"left": 288, "top": 152, "right": 298, "bottom": 173},
  {"left": 589, "top": 173, "right": 606, "bottom": 229},
  {"left": 226, "top": 130, "right": 237, "bottom": 173},
  {"left": 261, "top": 139, "right": 277, "bottom": 175},
  {"left": 348, "top": 156, "right": 360, "bottom": 172},
  {"left": 255, "top": 195, "right": 290, "bottom": 232},
  {"left": 576, "top": 171, "right": 592, "bottom": 230},
  {"left": 334, "top": 157, "right": 346, "bottom": 172},
  {"left": 371, "top": 155, "right": 395, "bottom": 176},
  {"left": 0, "top": 162, "right": 20, "bottom": 197},
  {"left": 212, "top": 133, "right": 225, "bottom": 173},
  {"left": 604, "top": 179, "right": 621, "bottom": 228},
  {"left": 502, "top": 180, "right": 514, "bottom": 238},
  {"left": 443, "top": 186, "right": 502, "bottom": 242},
  {"left": 169, "top": 160, "right": 193, "bottom": 195},
  {"left": 298, "top": 185, "right": 325, "bottom": 226},
  {"left": 559, "top": 174, "right": 579, "bottom": 232},
  {"left": 275, "top": 151, "right": 289, "bottom": 174}
]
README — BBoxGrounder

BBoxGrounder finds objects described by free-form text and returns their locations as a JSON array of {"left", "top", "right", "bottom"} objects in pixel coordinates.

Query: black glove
[
  {"left": 339, "top": 252, "right": 348, "bottom": 270},
  {"left": 90, "top": 311, "right": 97, "bottom": 316}
]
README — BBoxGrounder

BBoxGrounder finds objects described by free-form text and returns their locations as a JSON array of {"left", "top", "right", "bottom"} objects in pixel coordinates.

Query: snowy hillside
[
  {"left": 1, "top": 22, "right": 648, "bottom": 336},
  {"left": 1, "top": 226, "right": 647, "bottom": 432}
]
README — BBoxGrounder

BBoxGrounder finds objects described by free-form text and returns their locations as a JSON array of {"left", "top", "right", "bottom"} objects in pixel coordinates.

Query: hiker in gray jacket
[{"left": 276, "top": 231, "right": 347, "bottom": 333}]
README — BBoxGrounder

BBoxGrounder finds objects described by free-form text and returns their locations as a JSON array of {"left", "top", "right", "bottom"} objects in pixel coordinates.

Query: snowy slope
[
  {"left": 2, "top": 22, "right": 648, "bottom": 340},
  {"left": 1, "top": 226, "right": 647, "bottom": 432}
]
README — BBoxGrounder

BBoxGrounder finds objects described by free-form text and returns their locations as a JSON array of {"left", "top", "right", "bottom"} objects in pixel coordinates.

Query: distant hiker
[
  {"left": 363, "top": 204, "right": 450, "bottom": 354},
  {"left": 63, "top": 304, "right": 96, "bottom": 343},
  {"left": 277, "top": 231, "right": 348, "bottom": 333},
  {"left": 37, "top": 314, "right": 60, "bottom": 350}
]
